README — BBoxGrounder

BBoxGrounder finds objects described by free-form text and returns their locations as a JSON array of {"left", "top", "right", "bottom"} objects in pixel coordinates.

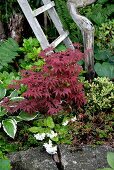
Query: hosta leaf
[
  {"left": 0, "top": 107, "right": 7, "bottom": 117},
  {"left": 0, "top": 86, "right": 6, "bottom": 100},
  {"left": 94, "top": 62, "right": 114, "bottom": 79},
  {"left": 0, "top": 159, "right": 11, "bottom": 170},
  {"left": 9, "top": 89, "right": 18, "bottom": 98},
  {"left": 10, "top": 96, "right": 24, "bottom": 102},
  {"left": 18, "top": 111, "right": 38, "bottom": 121},
  {"left": 107, "top": 152, "right": 114, "bottom": 169},
  {"left": 2, "top": 119, "right": 17, "bottom": 138}
]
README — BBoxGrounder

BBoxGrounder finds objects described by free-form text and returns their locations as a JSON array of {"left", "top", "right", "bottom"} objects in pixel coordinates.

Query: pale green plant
[{"left": 84, "top": 77, "right": 114, "bottom": 113}]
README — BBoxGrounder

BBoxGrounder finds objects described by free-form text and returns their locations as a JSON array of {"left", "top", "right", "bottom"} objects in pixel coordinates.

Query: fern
[{"left": 0, "top": 38, "right": 19, "bottom": 70}]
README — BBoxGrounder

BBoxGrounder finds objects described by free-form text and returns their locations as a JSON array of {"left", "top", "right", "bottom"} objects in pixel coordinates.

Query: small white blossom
[
  {"left": 34, "top": 133, "right": 45, "bottom": 141},
  {"left": 62, "top": 120, "right": 69, "bottom": 126},
  {"left": 46, "top": 130, "right": 58, "bottom": 139},
  {"left": 43, "top": 140, "right": 57, "bottom": 155},
  {"left": 0, "top": 122, "right": 1, "bottom": 128},
  {"left": 71, "top": 116, "right": 77, "bottom": 122}
]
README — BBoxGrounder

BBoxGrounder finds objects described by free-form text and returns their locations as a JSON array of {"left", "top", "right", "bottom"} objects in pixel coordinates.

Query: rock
[
  {"left": 7, "top": 147, "right": 58, "bottom": 170},
  {"left": 59, "top": 145, "right": 114, "bottom": 170}
]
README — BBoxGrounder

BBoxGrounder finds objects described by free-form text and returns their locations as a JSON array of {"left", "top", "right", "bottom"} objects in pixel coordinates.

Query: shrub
[
  {"left": 84, "top": 77, "right": 114, "bottom": 113},
  {"left": 4, "top": 47, "right": 86, "bottom": 115}
]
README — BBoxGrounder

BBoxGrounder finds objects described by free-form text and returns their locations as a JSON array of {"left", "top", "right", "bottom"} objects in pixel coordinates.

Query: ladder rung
[
  {"left": 50, "top": 31, "right": 69, "bottom": 48},
  {"left": 33, "top": 1, "right": 55, "bottom": 16}
]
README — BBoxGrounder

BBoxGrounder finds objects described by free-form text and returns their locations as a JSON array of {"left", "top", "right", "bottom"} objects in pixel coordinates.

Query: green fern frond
[{"left": 0, "top": 38, "right": 19, "bottom": 70}]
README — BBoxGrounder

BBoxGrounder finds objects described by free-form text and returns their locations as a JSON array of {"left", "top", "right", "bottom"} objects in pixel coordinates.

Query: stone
[
  {"left": 59, "top": 145, "right": 114, "bottom": 170},
  {"left": 7, "top": 147, "right": 58, "bottom": 170}
]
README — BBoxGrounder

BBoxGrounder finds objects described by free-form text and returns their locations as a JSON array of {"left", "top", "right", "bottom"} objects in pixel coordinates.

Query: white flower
[
  {"left": 46, "top": 130, "right": 58, "bottom": 139},
  {"left": 62, "top": 120, "right": 69, "bottom": 126},
  {"left": 71, "top": 116, "right": 77, "bottom": 122},
  {"left": 34, "top": 133, "right": 45, "bottom": 141},
  {"left": 0, "top": 122, "right": 1, "bottom": 128},
  {"left": 43, "top": 140, "right": 57, "bottom": 155}
]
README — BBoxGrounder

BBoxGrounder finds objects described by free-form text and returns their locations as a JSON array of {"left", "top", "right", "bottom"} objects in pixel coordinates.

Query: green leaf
[
  {"left": 51, "top": 136, "right": 59, "bottom": 142},
  {"left": 95, "top": 50, "right": 111, "bottom": 61},
  {"left": 107, "top": 152, "right": 114, "bottom": 169},
  {"left": 0, "top": 107, "right": 7, "bottom": 117},
  {"left": 18, "top": 111, "right": 38, "bottom": 121},
  {"left": 0, "top": 159, "right": 11, "bottom": 170},
  {"left": 94, "top": 62, "right": 114, "bottom": 79},
  {"left": 2, "top": 119, "right": 17, "bottom": 138},
  {"left": 28, "top": 127, "right": 45, "bottom": 133},
  {"left": 0, "top": 87, "right": 6, "bottom": 100},
  {"left": 46, "top": 117, "right": 55, "bottom": 128},
  {"left": 9, "top": 89, "right": 18, "bottom": 98}
]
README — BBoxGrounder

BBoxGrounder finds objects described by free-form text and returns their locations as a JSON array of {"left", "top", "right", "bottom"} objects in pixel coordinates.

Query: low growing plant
[
  {"left": 19, "top": 37, "right": 44, "bottom": 70},
  {"left": 28, "top": 113, "right": 77, "bottom": 154},
  {"left": 0, "top": 82, "right": 38, "bottom": 138},
  {"left": 84, "top": 77, "right": 114, "bottom": 114},
  {"left": 94, "top": 49, "right": 114, "bottom": 79}
]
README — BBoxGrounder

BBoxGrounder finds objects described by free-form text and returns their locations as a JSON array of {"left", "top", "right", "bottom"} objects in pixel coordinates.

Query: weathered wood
[
  {"left": 67, "top": 0, "right": 96, "bottom": 70},
  {"left": 33, "top": 1, "right": 55, "bottom": 17},
  {"left": 0, "top": 20, "right": 6, "bottom": 41},
  {"left": 17, "top": 0, "right": 74, "bottom": 50},
  {"left": 42, "top": 0, "right": 74, "bottom": 50},
  {"left": 8, "top": 13, "right": 24, "bottom": 43},
  {"left": 68, "top": 0, "right": 96, "bottom": 7},
  {"left": 50, "top": 31, "right": 69, "bottom": 48},
  {"left": 17, "top": 0, "right": 50, "bottom": 50}
]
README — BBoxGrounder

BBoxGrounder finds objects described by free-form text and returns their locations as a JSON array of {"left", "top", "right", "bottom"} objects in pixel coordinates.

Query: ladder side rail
[
  {"left": 42, "top": 0, "right": 74, "bottom": 49},
  {"left": 17, "top": 0, "right": 50, "bottom": 49}
]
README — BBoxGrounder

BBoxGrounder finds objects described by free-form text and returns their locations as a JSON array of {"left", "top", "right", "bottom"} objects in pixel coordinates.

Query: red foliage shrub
[{"left": 3, "top": 47, "right": 86, "bottom": 115}]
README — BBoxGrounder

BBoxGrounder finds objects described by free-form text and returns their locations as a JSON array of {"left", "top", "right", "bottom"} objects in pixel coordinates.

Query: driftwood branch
[{"left": 67, "top": 0, "right": 96, "bottom": 71}]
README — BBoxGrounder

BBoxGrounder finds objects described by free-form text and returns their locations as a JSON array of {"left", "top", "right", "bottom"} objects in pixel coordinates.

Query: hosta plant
[
  {"left": 0, "top": 82, "right": 38, "bottom": 138},
  {"left": 97, "top": 152, "right": 114, "bottom": 170},
  {"left": 4, "top": 46, "right": 86, "bottom": 115}
]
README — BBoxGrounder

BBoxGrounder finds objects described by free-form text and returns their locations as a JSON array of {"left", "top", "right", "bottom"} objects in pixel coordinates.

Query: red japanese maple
[{"left": 4, "top": 46, "right": 86, "bottom": 115}]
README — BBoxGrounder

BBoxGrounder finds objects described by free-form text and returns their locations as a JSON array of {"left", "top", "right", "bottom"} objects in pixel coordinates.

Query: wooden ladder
[{"left": 17, "top": 0, "right": 74, "bottom": 50}]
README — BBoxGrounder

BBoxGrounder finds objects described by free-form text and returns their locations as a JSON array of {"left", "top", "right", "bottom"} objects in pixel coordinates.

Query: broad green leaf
[
  {"left": 0, "top": 87, "right": 6, "bottom": 100},
  {"left": 18, "top": 111, "right": 38, "bottom": 121},
  {"left": 2, "top": 119, "right": 17, "bottom": 138},
  {"left": 107, "top": 152, "right": 114, "bottom": 169},
  {"left": 95, "top": 49, "right": 111, "bottom": 61},
  {"left": 94, "top": 62, "right": 114, "bottom": 79},
  {"left": 28, "top": 127, "right": 45, "bottom": 133},
  {"left": 0, "top": 159, "right": 11, "bottom": 170},
  {"left": 9, "top": 89, "right": 18, "bottom": 98},
  {"left": 51, "top": 136, "right": 59, "bottom": 142},
  {"left": 0, "top": 107, "right": 7, "bottom": 117},
  {"left": 46, "top": 117, "right": 55, "bottom": 128}
]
